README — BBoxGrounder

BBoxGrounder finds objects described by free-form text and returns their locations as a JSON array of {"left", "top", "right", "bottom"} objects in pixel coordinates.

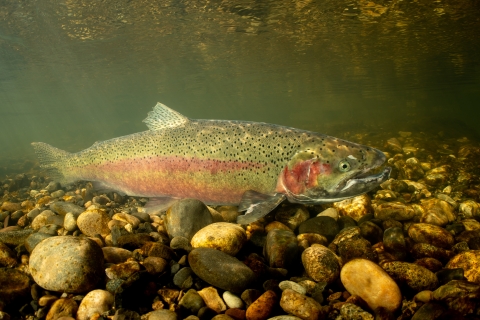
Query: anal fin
[{"left": 236, "top": 191, "right": 286, "bottom": 225}]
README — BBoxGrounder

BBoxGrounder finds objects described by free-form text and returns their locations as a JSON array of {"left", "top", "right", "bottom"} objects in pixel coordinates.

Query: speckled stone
[
  {"left": 0, "top": 242, "right": 17, "bottom": 267},
  {"left": 191, "top": 222, "right": 246, "bottom": 256},
  {"left": 76, "top": 209, "right": 111, "bottom": 237},
  {"left": 245, "top": 290, "right": 277, "bottom": 320},
  {"left": 112, "top": 212, "right": 141, "bottom": 229},
  {"left": 337, "top": 236, "right": 377, "bottom": 263},
  {"left": 382, "top": 261, "right": 438, "bottom": 291},
  {"left": 264, "top": 229, "right": 299, "bottom": 268},
  {"left": 147, "top": 310, "right": 178, "bottom": 320},
  {"left": 340, "top": 259, "right": 402, "bottom": 312},
  {"left": 301, "top": 244, "right": 340, "bottom": 284},
  {"left": 164, "top": 199, "right": 213, "bottom": 240},
  {"left": 76, "top": 290, "right": 114, "bottom": 320},
  {"left": 29, "top": 236, "right": 104, "bottom": 293},
  {"left": 446, "top": 250, "right": 480, "bottom": 284},
  {"left": 279, "top": 289, "right": 322, "bottom": 320},
  {"left": 383, "top": 227, "right": 407, "bottom": 260},
  {"left": 411, "top": 243, "right": 453, "bottom": 262},
  {"left": 408, "top": 223, "right": 454, "bottom": 249},
  {"left": 188, "top": 248, "right": 255, "bottom": 293},
  {"left": 337, "top": 303, "right": 373, "bottom": 320}
]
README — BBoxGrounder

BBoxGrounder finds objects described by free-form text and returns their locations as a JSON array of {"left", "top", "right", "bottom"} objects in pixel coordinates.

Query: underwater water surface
[{"left": 0, "top": 0, "right": 479, "bottom": 178}]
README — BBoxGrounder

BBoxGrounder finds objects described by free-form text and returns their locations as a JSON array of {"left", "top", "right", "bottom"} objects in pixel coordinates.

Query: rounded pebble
[
  {"left": 382, "top": 261, "right": 439, "bottom": 291},
  {"left": 265, "top": 229, "right": 299, "bottom": 268},
  {"left": 191, "top": 222, "right": 246, "bottom": 256},
  {"left": 29, "top": 236, "right": 104, "bottom": 293},
  {"left": 164, "top": 199, "right": 213, "bottom": 240},
  {"left": 301, "top": 244, "right": 340, "bottom": 283},
  {"left": 340, "top": 259, "right": 402, "bottom": 312},
  {"left": 76, "top": 290, "right": 114, "bottom": 320},
  {"left": 76, "top": 209, "right": 111, "bottom": 237},
  {"left": 408, "top": 223, "right": 454, "bottom": 249},
  {"left": 223, "top": 291, "right": 244, "bottom": 309},
  {"left": 279, "top": 289, "right": 322, "bottom": 320},
  {"left": 446, "top": 250, "right": 480, "bottom": 284},
  {"left": 246, "top": 290, "right": 277, "bottom": 320}
]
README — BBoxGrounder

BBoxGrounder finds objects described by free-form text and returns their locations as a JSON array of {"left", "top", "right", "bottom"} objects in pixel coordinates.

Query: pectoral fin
[
  {"left": 141, "top": 197, "right": 179, "bottom": 214},
  {"left": 236, "top": 191, "right": 286, "bottom": 224}
]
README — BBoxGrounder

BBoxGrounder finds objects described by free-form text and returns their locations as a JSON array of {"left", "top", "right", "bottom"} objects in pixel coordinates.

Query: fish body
[{"left": 32, "top": 103, "right": 391, "bottom": 223}]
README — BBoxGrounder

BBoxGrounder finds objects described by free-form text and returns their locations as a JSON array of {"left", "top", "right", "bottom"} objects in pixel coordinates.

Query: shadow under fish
[{"left": 32, "top": 102, "right": 391, "bottom": 224}]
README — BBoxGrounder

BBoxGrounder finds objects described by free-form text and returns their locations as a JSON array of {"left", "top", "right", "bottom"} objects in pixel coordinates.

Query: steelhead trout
[{"left": 32, "top": 102, "right": 391, "bottom": 224}]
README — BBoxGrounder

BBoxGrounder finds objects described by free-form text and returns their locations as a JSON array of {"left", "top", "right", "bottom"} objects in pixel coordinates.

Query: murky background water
[{"left": 1, "top": 0, "right": 479, "bottom": 178}]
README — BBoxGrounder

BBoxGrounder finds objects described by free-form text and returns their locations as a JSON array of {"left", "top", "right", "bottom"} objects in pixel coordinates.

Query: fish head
[{"left": 275, "top": 136, "right": 391, "bottom": 203}]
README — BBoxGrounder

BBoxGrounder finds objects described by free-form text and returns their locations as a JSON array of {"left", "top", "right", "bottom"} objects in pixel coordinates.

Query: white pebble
[{"left": 222, "top": 291, "right": 244, "bottom": 309}]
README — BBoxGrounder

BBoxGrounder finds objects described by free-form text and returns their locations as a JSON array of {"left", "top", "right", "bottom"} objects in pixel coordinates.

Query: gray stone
[
  {"left": 188, "top": 248, "right": 255, "bottom": 293},
  {"left": 279, "top": 281, "right": 307, "bottom": 295},
  {"left": 164, "top": 199, "right": 213, "bottom": 240},
  {"left": 45, "top": 181, "right": 60, "bottom": 192},
  {"left": 31, "top": 210, "right": 56, "bottom": 230},
  {"left": 38, "top": 224, "right": 61, "bottom": 235},
  {"left": 0, "top": 229, "right": 35, "bottom": 246},
  {"left": 27, "top": 208, "right": 41, "bottom": 219},
  {"left": 298, "top": 216, "right": 339, "bottom": 242},
  {"left": 29, "top": 236, "right": 104, "bottom": 293},
  {"left": 50, "top": 190, "right": 65, "bottom": 198},
  {"left": 50, "top": 201, "right": 84, "bottom": 216},
  {"left": 179, "top": 289, "right": 206, "bottom": 315},
  {"left": 173, "top": 267, "right": 194, "bottom": 289},
  {"left": 264, "top": 229, "right": 299, "bottom": 268},
  {"left": 25, "top": 232, "right": 53, "bottom": 253}
]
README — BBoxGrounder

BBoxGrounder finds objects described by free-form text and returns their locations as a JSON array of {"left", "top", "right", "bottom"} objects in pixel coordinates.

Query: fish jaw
[{"left": 275, "top": 140, "right": 391, "bottom": 204}]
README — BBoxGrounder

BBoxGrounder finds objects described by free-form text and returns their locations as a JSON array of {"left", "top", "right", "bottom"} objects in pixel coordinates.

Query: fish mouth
[{"left": 339, "top": 166, "right": 392, "bottom": 192}]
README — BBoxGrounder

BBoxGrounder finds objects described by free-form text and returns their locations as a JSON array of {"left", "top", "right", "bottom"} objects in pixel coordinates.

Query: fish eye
[{"left": 338, "top": 159, "right": 351, "bottom": 172}]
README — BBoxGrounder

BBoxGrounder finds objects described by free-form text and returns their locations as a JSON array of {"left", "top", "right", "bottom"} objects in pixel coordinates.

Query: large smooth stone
[
  {"left": 301, "top": 244, "right": 340, "bottom": 283},
  {"left": 50, "top": 201, "right": 84, "bottom": 216},
  {"left": 191, "top": 222, "right": 246, "bottom": 256},
  {"left": 29, "top": 236, "right": 104, "bottom": 293},
  {"left": 165, "top": 199, "right": 213, "bottom": 240},
  {"left": 340, "top": 259, "right": 402, "bottom": 312},
  {"left": 333, "top": 194, "right": 372, "bottom": 222},
  {"left": 188, "top": 248, "right": 255, "bottom": 293}
]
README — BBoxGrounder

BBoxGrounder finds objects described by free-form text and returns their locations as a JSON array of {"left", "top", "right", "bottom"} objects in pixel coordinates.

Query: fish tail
[{"left": 31, "top": 142, "right": 73, "bottom": 184}]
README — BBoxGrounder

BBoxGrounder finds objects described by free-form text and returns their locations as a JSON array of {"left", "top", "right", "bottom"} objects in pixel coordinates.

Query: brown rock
[
  {"left": 279, "top": 289, "right": 323, "bottom": 320},
  {"left": 102, "top": 247, "right": 133, "bottom": 264},
  {"left": 225, "top": 308, "right": 246, "bottom": 320},
  {"left": 142, "top": 257, "right": 168, "bottom": 274},
  {"left": 139, "top": 241, "right": 175, "bottom": 260},
  {"left": 0, "top": 202, "right": 22, "bottom": 212},
  {"left": 446, "top": 250, "right": 480, "bottom": 284},
  {"left": 408, "top": 223, "right": 454, "bottom": 249},
  {"left": 245, "top": 290, "right": 277, "bottom": 320},
  {"left": 0, "top": 268, "right": 30, "bottom": 304},
  {"left": 105, "top": 260, "right": 141, "bottom": 280},
  {"left": 265, "top": 221, "right": 292, "bottom": 233},
  {"left": 197, "top": 287, "right": 226, "bottom": 313},
  {"left": 334, "top": 194, "right": 371, "bottom": 222},
  {"left": 420, "top": 199, "right": 455, "bottom": 226},
  {"left": 46, "top": 298, "right": 78, "bottom": 320}
]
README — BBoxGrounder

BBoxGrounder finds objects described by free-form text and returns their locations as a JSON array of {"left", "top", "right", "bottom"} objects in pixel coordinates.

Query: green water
[{"left": 1, "top": 0, "right": 479, "bottom": 178}]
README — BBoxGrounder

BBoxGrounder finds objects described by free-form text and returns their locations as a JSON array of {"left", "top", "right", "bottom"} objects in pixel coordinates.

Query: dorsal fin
[{"left": 142, "top": 102, "right": 189, "bottom": 131}]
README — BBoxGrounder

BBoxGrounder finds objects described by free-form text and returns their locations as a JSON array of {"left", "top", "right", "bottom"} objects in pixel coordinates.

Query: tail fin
[{"left": 31, "top": 142, "right": 71, "bottom": 183}]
